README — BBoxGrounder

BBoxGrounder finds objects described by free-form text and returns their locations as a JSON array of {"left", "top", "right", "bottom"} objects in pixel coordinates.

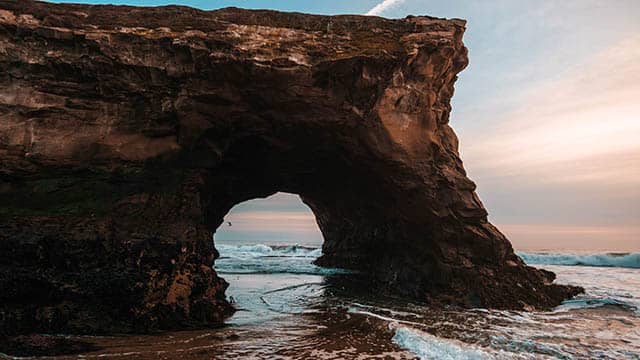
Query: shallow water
[{"left": 5, "top": 245, "right": 639, "bottom": 359}]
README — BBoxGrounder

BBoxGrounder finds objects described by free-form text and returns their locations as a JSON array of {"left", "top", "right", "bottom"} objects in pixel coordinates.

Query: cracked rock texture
[{"left": 0, "top": 0, "right": 581, "bottom": 335}]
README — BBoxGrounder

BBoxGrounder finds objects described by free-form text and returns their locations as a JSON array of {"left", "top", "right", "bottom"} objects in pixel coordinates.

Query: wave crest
[
  {"left": 214, "top": 244, "right": 348, "bottom": 275},
  {"left": 392, "top": 326, "right": 491, "bottom": 360},
  {"left": 217, "top": 244, "right": 322, "bottom": 259},
  {"left": 518, "top": 252, "right": 640, "bottom": 269}
]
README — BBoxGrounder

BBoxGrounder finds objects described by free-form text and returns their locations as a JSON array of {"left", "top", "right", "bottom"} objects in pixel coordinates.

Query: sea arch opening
[
  {"left": 212, "top": 192, "right": 346, "bottom": 323},
  {"left": 212, "top": 192, "right": 350, "bottom": 278},
  {"left": 215, "top": 192, "right": 323, "bottom": 248}
]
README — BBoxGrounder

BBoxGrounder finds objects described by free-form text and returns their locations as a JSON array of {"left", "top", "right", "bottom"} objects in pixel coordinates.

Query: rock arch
[{"left": 0, "top": 1, "right": 580, "bottom": 334}]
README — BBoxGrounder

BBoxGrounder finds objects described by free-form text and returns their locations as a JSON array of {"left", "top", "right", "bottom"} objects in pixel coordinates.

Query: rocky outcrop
[{"left": 0, "top": 0, "right": 581, "bottom": 335}]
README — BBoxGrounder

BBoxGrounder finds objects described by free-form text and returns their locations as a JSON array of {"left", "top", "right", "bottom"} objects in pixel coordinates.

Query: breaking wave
[
  {"left": 518, "top": 252, "right": 640, "bottom": 269},
  {"left": 215, "top": 244, "right": 349, "bottom": 275},
  {"left": 217, "top": 244, "right": 322, "bottom": 259},
  {"left": 556, "top": 297, "right": 639, "bottom": 313},
  {"left": 392, "top": 326, "right": 492, "bottom": 360}
]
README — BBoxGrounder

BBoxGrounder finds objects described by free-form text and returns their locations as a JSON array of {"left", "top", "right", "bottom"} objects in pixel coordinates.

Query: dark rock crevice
[{"left": 0, "top": 0, "right": 581, "bottom": 335}]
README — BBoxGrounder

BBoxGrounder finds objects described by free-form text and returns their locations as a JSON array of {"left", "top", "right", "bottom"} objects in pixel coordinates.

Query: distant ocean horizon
[
  {"left": 215, "top": 225, "right": 640, "bottom": 255},
  {"left": 216, "top": 193, "right": 640, "bottom": 254}
]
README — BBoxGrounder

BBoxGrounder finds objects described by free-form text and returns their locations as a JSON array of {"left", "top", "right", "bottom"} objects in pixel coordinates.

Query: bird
[{"left": 227, "top": 221, "right": 232, "bottom": 227}]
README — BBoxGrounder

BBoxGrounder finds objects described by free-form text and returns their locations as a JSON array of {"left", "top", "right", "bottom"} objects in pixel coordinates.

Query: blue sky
[
  {"left": 50, "top": 0, "right": 381, "bottom": 14},
  {"left": 52, "top": 0, "right": 640, "bottom": 251}
]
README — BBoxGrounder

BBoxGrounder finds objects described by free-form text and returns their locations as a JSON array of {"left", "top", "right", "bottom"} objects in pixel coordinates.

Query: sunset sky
[{"left": 54, "top": 0, "right": 640, "bottom": 251}]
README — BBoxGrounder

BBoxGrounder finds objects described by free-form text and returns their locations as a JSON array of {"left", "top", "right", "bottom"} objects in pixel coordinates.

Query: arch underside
[{"left": 0, "top": 1, "right": 581, "bottom": 335}]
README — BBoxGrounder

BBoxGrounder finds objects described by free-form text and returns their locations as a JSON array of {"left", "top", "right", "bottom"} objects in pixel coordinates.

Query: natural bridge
[{"left": 0, "top": 0, "right": 581, "bottom": 334}]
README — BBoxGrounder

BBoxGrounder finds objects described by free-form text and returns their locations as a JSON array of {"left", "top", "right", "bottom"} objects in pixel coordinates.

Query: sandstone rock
[{"left": 0, "top": 0, "right": 582, "bottom": 335}]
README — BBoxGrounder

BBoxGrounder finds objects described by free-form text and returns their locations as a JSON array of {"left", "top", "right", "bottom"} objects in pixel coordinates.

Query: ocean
[{"left": 27, "top": 235, "right": 639, "bottom": 359}]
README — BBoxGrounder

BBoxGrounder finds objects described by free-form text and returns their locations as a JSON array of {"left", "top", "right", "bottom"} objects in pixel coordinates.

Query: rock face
[{"left": 0, "top": 1, "right": 581, "bottom": 335}]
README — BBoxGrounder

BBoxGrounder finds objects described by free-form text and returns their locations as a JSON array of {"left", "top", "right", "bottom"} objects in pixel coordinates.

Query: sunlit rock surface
[{"left": 0, "top": 0, "right": 581, "bottom": 335}]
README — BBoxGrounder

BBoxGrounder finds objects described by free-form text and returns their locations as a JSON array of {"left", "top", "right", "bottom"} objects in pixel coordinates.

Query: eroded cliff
[{"left": 0, "top": 0, "right": 581, "bottom": 335}]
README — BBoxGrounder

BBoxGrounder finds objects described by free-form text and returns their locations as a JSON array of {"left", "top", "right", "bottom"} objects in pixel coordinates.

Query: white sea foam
[
  {"left": 216, "top": 244, "right": 322, "bottom": 259},
  {"left": 217, "top": 244, "right": 322, "bottom": 258},
  {"left": 215, "top": 244, "right": 347, "bottom": 275},
  {"left": 556, "top": 297, "right": 638, "bottom": 313},
  {"left": 392, "top": 326, "right": 492, "bottom": 360},
  {"left": 350, "top": 306, "right": 496, "bottom": 359},
  {"left": 518, "top": 252, "right": 640, "bottom": 268}
]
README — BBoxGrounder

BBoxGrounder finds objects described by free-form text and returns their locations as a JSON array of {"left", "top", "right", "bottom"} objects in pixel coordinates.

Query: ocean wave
[
  {"left": 215, "top": 263, "right": 349, "bottom": 275},
  {"left": 215, "top": 243, "right": 349, "bottom": 275},
  {"left": 518, "top": 252, "right": 640, "bottom": 269},
  {"left": 217, "top": 244, "right": 322, "bottom": 259},
  {"left": 392, "top": 326, "right": 492, "bottom": 360},
  {"left": 556, "top": 297, "right": 639, "bottom": 313}
]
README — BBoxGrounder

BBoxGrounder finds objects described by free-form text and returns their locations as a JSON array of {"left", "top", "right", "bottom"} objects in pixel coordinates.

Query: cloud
[
  {"left": 219, "top": 211, "right": 320, "bottom": 233},
  {"left": 365, "top": 0, "right": 406, "bottom": 16},
  {"left": 499, "top": 224, "right": 640, "bottom": 252},
  {"left": 462, "top": 34, "right": 640, "bottom": 187}
]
